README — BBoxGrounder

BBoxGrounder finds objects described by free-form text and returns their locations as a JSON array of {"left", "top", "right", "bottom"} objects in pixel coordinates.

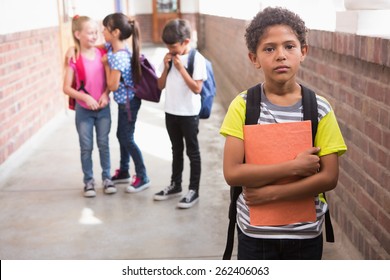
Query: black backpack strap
[
  {"left": 301, "top": 85, "right": 334, "bottom": 242},
  {"left": 245, "top": 84, "right": 262, "bottom": 125},
  {"left": 222, "top": 84, "right": 262, "bottom": 260},
  {"left": 322, "top": 192, "right": 335, "bottom": 242},
  {"left": 301, "top": 85, "right": 318, "bottom": 145},
  {"left": 222, "top": 186, "right": 242, "bottom": 260},
  {"left": 186, "top": 48, "right": 196, "bottom": 77}
]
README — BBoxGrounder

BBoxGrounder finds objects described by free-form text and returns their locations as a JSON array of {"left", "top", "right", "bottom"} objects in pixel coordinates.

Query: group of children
[
  {"left": 63, "top": 7, "right": 347, "bottom": 260},
  {"left": 63, "top": 13, "right": 205, "bottom": 209}
]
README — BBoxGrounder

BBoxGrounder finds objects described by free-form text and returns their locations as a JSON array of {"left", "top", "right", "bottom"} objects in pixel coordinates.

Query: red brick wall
[
  {"left": 200, "top": 14, "right": 390, "bottom": 259},
  {"left": 0, "top": 27, "right": 64, "bottom": 164},
  {"left": 304, "top": 31, "right": 390, "bottom": 260}
]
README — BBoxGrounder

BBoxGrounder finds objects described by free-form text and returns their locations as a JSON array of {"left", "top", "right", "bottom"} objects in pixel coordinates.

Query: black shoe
[
  {"left": 177, "top": 190, "right": 199, "bottom": 209},
  {"left": 153, "top": 183, "right": 182, "bottom": 201},
  {"left": 111, "top": 169, "right": 130, "bottom": 184}
]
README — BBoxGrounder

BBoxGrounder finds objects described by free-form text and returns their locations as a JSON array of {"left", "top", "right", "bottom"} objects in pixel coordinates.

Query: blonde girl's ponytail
[{"left": 71, "top": 15, "right": 91, "bottom": 57}]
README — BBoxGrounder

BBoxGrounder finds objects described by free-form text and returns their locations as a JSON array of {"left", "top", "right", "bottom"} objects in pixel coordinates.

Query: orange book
[{"left": 243, "top": 120, "right": 316, "bottom": 226}]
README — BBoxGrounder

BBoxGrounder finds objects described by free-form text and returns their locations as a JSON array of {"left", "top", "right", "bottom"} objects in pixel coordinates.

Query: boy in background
[{"left": 154, "top": 19, "right": 207, "bottom": 209}]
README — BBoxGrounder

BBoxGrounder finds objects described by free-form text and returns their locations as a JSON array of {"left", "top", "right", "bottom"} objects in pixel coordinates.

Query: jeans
[
  {"left": 237, "top": 226, "right": 323, "bottom": 260},
  {"left": 117, "top": 97, "right": 148, "bottom": 180},
  {"left": 75, "top": 103, "right": 111, "bottom": 183},
  {"left": 165, "top": 113, "right": 201, "bottom": 190}
]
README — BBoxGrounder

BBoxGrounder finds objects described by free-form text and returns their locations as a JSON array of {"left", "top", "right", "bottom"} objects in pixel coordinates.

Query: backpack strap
[
  {"left": 186, "top": 48, "right": 196, "bottom": 77},
  {"left": 115, "top": 48, "right": 134, "bottom": 122},
  {"left": 74, "top": 55, "right": 89, "bottom": 94},
  {"left": 301, "top": 85, "right": 318, "bottom": 145},
  {"left": 245, "top": 84, "right": 262, "bottom": 125},
  {"left": 301, "top": 85, "right": 334, "bottom": 242},
  {"left": 222, "top": 84, "right": 261, "bottom": 260}
]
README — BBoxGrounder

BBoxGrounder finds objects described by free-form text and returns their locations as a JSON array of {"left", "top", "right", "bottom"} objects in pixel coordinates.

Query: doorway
[{"left": 152, "top": 0, "right": 181, "bottom": 43}]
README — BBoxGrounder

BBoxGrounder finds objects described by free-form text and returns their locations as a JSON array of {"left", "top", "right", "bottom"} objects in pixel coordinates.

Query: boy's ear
[
  {"left": 248, "top": 52, "right": 261, "bottom": 69},
  {"left": 300, "top": 44, "right": 308, "bottom": 62}
]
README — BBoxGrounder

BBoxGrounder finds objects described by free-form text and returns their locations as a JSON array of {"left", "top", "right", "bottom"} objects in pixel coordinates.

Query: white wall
[
  {"left": 181, "top": 0, "right": 199, "bottom": 13},
  {"left": 128, "top": 0, "right": 151, "bottom": 15},
  {"left": 0, "top": 0, "right": 58, "bottom": 34},
  {"left": 0, "top": 0, "right": 117, "bottom": 35},
  {"left": 199, "top": 0, "right": 339, "bottom": 31},
  {"left": 199, "top": 0, "right": 260, "bottom": 19},
  {"left": 71, "top": 0, "right": 115, "bottom": 20},
  {"left": 128, "top": 0, "right": 199, "bottom": 15}
]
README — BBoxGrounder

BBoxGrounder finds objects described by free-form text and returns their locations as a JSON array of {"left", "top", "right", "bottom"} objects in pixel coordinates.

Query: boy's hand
[
  {"left": 163, "top": 53, "right": 173, "bottom": 70},
  {"left": 243, "top": 186, "right": 267, "bottom": 206},
  {"left": 293, "top": 147, "right": 321, "bottom": 177},
  {"left": 171, "top": 54, "right": 184, "bottom": 71}
]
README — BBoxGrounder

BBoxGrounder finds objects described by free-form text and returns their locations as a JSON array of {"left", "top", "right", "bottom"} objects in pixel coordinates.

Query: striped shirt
[{"left": 220, "top": 83, "right": 347, "bottom": 239}]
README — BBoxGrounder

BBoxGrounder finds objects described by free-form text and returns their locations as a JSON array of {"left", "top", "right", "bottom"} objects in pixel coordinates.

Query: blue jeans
[
  {"left": 237, "top": 226, "right": 323, "bottom": 260},
  {"left": 75, "top": 103, "right": 111, "bottom": 183},
  {"left": 117, "top": 97, "right": 148, "bottom": 180},
  {"left": 165, "top": 113, "right": 201, "bottom": 190}
]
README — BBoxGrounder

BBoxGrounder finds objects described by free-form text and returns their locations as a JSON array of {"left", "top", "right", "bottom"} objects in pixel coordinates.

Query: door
[{"left": 152, "top": 0, "right": 181, "bottom": 43}]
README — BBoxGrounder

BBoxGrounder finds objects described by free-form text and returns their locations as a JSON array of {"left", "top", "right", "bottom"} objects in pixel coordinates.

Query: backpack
[
  {"left": 68, "top": 47, "right": 107, "bottom": 110},
  {"left": 186, "top": 49, "right": 217, "bottom": 119},
  {"left": 119, "top": 50, "right": 162, "bottom": 103},
  {"left": 222, "top": 83, "right": 334, "bottom": 260}
]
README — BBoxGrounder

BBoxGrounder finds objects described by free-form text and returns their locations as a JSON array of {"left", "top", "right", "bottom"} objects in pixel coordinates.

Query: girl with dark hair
[{"left": 102, "top": 13, "right": 150, "bottom": 193}]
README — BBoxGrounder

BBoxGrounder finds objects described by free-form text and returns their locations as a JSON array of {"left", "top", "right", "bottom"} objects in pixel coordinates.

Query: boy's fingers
[{"left": 308, "top": 147, "right": 320, "bottom": 154}]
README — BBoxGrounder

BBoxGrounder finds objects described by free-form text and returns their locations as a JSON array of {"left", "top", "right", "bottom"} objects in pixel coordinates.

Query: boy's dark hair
[
  {"left": 161, "top": 19, "right": 191, "bottom": 45},
  {"left": 245, "top": 7, "right": 308, "bottom": 53}
]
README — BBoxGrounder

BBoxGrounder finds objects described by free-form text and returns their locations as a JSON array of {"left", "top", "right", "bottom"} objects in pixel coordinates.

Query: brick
[
  {"left": 364, "top": 120, "right": 382, "bottom": 144},
  {"left": 0, "top": 27, "right": 63, "bottom": 165}
]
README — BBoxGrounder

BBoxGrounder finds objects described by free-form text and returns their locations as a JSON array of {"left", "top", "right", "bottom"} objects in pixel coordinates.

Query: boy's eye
[
  {"left": 286, "top": 44, "right": 295, "bottom": 49},
  {"left": 264, "top": 47, "right": 274, "bottom": 52}
]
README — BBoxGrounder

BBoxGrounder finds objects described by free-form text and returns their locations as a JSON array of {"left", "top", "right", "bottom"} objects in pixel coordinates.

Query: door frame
[{"left": 152, "top": 0, "right": 181, "bottom": 43}]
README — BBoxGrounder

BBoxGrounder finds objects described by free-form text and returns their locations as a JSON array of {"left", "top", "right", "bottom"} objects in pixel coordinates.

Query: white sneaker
[
  {"left": 84, "top": 179, "right": 96, "bottom": 197},
  {"left": 103, "top": 178, "right": 117, "bottom": 194}
]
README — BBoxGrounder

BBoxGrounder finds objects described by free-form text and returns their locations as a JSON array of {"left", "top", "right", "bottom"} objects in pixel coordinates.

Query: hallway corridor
[{"left": 0, "top": 46, "right": 360, "bottom": 260}]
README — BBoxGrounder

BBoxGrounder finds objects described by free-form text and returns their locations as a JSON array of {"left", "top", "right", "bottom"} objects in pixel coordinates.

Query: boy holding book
[{"left": 220, "top": 7, "right": 347, "bottom": 259}]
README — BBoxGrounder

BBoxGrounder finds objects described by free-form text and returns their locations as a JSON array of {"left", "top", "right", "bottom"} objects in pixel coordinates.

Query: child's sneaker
[
  {"left": 126, "top": 176, "right": 151, "bottom": 193},
  {"left": 84, "top": 179, "right": 96, "bottom": 198},
  {"left": 177, "top": 190, "right": 199, "bottom": 209},
  {"left": 111, "top": 169, "right": 130, "bottom": 184},
  {"left": 153, "top": 183, "right": 182, "bottom": 201},
  {"left": 103, "top": 178, "right": 117, "bottom": 194}
]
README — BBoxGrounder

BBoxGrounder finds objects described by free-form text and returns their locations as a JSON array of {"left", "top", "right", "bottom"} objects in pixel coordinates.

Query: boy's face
[
  {"left": 166, "top": 39, "right": 189, "bottom": 56},
  {"left": 248, "top": 24, "right": 307, "bottom": 84}
]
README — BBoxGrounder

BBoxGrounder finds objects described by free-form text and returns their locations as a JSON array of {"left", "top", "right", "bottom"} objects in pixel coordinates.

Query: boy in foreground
[{"left": 220, "top": 7, "right": 347, "bottom": 259}]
